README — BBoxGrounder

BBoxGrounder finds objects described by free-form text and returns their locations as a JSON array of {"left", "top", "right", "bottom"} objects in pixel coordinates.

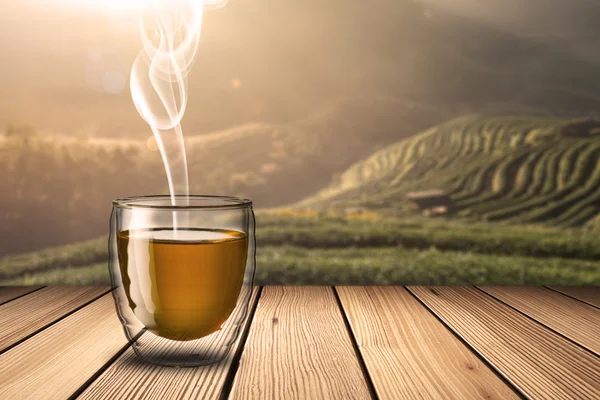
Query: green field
[{"left": 2, "top": 213, "right": 599, "bottom": 285}]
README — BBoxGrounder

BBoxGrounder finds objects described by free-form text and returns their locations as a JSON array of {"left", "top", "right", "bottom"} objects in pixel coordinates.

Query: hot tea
[{"left": 117, "top": 228, "right": 248, "bottom": 341}]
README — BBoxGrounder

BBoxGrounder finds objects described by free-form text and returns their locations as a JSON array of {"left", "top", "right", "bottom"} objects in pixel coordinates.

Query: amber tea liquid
[{"left": 117, "top": 228, "right": 248, "bottom": 341}]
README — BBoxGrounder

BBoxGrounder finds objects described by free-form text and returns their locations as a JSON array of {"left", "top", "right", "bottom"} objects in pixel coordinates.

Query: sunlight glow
[
  {"left": 76, "top": 0, "right": 147, "bottom": 7},
  {"left": 52, "top": 0, "right": 148, "bottom": 14},
  {"left": 53, "top": 0, "right": 228, "bottom": 14}
]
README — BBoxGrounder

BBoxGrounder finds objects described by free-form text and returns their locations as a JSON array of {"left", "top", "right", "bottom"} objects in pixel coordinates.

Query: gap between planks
[
  {"left": 332, "top": 287, "right": 379, "bottom": 400},
  {"left": 0, "top": 286, "right": 45, "bottom": 306},
  {"left": 547, "top": 286, "right": 600, "bottom": 309},
  {"left": 478, "top": 286, "right": 600, "bottom": 356}
]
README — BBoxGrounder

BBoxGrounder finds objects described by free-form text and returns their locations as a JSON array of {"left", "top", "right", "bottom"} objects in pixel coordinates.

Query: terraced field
[{"left": 300, "top": 115, "right": 600, "bottom": 227}]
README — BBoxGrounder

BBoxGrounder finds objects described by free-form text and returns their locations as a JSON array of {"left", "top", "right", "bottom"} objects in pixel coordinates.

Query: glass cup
[{"left": 108, "top": 195, "right": 256, "bottom": 367}]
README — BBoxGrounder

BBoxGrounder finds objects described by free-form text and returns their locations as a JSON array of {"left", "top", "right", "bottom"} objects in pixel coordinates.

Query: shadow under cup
[{"left": 109, "top": 195, "right": 256, "bottom": 367}]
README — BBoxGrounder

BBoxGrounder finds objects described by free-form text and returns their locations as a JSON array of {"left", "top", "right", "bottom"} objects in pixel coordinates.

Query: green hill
[
  {"left": 0, "top": 97, "right": 444, "bottom": 256},
  {"left": 299, "top": 115, "right": 600, "bottom": 227},
  {"left": 184, "top": 97, "right": 444, "bottom": 207}
]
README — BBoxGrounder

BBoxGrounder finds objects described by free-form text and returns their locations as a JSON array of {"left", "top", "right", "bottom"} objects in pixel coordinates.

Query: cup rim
[{"left": 112, "top": 195, "right": 252, "bottom": 210}]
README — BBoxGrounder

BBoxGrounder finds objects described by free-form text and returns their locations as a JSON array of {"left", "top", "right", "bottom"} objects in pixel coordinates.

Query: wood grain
[
  {"left": 0, "top": 286, "right": 43, "bottom": 305},
  {"left": 0, "top": 293, "right": 134, "bottom": 400},
  {"left": 79, "top": 288, "right": 260, "bottom": 400},
  {"left": 336, "top": 286, "right": 519, "bottom": 400},
  {"left": 229, "top": 286, "right": 371, "bottom": 400},
  {"left": 550, "top": 287, "right": 600, "bottom": 308},
  {"left": 0, "top": 286, "right": 110, "bottom": 352},
  {"left": 480, "top": 286, "right": 600, "bottom": 355},
  {"left": 409, "top": 286, "right": 600, "bottom": 400}
]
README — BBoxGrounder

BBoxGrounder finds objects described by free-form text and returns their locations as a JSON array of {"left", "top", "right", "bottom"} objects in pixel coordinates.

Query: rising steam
[{"left": 130, "top": 0, "right": 227, "bottom": 209}]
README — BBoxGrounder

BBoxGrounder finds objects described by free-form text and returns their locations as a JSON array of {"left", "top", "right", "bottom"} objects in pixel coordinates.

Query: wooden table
[{"left": 0, "top": 286, "right": 599, "bottom": 399}]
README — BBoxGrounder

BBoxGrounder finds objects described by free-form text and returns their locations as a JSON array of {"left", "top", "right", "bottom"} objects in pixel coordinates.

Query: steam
[{"left": 130, "top": 0, "right": 227, "bottom": 214}]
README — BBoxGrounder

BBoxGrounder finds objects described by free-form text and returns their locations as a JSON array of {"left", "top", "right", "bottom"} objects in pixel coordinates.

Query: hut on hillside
[
  {"left": 561, "top": 119, "right": 600, "bottom": 138},
  {"left": 406, "top": 190, "right": 454, "bottom": 216}
]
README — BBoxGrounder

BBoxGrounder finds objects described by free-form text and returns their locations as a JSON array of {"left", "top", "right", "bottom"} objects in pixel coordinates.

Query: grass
[
  {"left": 3, "top": 263, "right": 110, "bottom": 286},
  {"left": 0, "top": 237, "right": 107, "bottom": 280},
  {"left": 1, "top": 213, "right": 599, "bottom": 285}
]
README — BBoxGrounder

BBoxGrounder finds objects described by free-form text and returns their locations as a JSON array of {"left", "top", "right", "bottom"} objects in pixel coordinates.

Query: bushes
[
  {"left": 2, "top": 214, "right": 599, "bottom": 285},
  {"left": 7, "top": 245, "right": 598, "bottom": 286},
  {"left": 257, "top": 216, "right": 600, "bottom": 260},
  {"left": 253, "top": 246, "right": 599, "bottom": 285},
  {"left": 0, "top": 236, "right": 106, "bottom": 280}
]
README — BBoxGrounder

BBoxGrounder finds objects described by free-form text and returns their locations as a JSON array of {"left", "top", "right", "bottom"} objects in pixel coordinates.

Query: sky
[
  {"left": 2, "top": 0, "right": 374, "bottom": 135},
  {"left": 422, "top": 0, "right": 600, "bottom": 37},
  {"left": 2, "top": 0, "right": 600, "bottom": 137}
]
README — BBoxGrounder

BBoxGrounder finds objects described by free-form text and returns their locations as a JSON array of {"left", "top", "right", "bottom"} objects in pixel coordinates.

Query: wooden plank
[
  {"left": 480, "top": 286, "right": 600, "bottom": 355},
  {"left": 550, "top": 287, "right": 600, "bottom": 308},
  {"left": 0, "top": 293, "right": 135, "bottom": 400},
  {"left": 229, "top": 286, "right": 371, "bottom": 400},
  {"left": 0, "top": 286, "right": 110, "bottom": 352},
  {"left": 336, "top": 286, "right": 519, "bottom": 400},
  {"left": 78, "top": 288, "right": 260, "bottom": 400},
  {"left": 0, "top": 286, "right": 43, "bottom": 305},
  {"left": 409, "top": 286, "right": 600, "bottom": 400}
]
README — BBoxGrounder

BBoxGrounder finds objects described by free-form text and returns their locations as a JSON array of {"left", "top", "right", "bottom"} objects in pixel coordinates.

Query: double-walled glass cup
[{"left": 109, "top": 195, "right": 255, "bottom": 367}]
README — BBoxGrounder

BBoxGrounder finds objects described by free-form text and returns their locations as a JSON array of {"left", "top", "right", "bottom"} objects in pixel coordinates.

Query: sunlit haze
[
  {"left": 50, "top": 0, "right": 228, "bottom": 15},
  {"left": 42, "top": 0, "right": 146, "bottom": 16},
  {"left": 3, "top": 0, "right": 600, "bottom": 139}
]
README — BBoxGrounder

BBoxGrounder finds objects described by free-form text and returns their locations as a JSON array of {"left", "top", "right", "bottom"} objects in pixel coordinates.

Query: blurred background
[{"left": 2, "top": 0, "right": 600, "bottom": 285}]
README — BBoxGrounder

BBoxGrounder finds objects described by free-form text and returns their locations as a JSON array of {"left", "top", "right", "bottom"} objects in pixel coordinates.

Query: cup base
[{"left": 129, "top": 329, "right": 235, "bottom": 367}]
